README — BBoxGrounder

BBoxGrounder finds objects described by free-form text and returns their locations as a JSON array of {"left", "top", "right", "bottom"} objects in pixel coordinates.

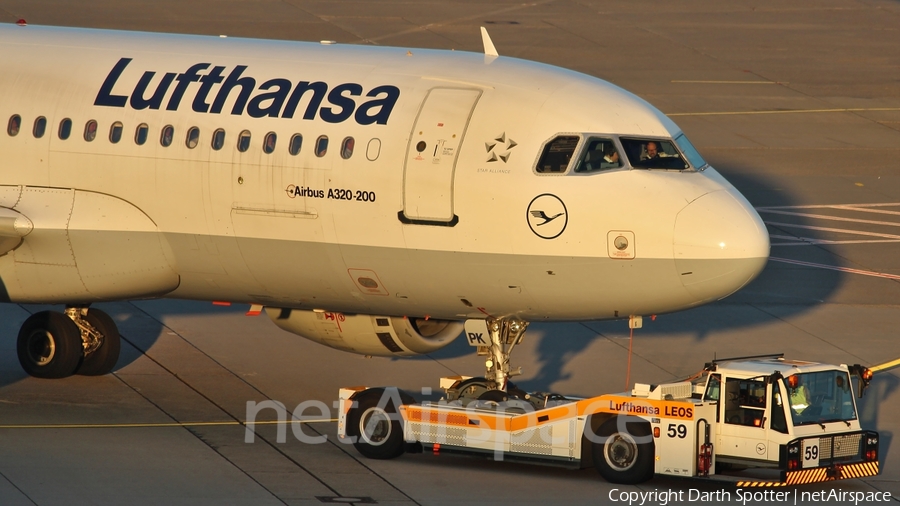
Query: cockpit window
[
  {"left": 574, "top": 137, "right": 621, "bottom": 173},
  {"left": 536, "top": 136, "right": 579, "bottom": 173},
  {"left": 674, "top": 133, "right": 707, "bottom": 170},
  {"left": 620, "top": 138, "right": 689, "bottom": 170}
]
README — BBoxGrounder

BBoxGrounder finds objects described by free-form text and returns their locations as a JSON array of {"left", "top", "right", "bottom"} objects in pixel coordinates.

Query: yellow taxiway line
[{"left": 871, "top": 358, "right": 900, "bottom": 374}]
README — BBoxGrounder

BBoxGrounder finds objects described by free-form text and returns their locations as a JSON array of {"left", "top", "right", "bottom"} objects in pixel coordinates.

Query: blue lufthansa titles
[{"left": 94, "top": 58, "right": 400, "bottom": 125}]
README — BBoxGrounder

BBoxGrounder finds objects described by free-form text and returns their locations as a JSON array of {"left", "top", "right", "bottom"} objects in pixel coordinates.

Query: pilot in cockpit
[
  {"left": 600, "top": 146, "right": 620, "bottom": 169},
  {"left": 641, "top": 141, "right": 661, "bottom": 161}
]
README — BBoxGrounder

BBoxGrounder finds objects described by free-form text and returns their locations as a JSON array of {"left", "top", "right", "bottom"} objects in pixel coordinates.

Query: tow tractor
[{"left": 337, "top": 317, "right": 880, "bottom": 486}]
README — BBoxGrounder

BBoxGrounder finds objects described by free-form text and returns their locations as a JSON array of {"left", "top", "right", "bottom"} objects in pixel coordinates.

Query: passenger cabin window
[
  {"left": 33, "top": 117, "right": 47, "bottom": 138},
  {"left": 366, "top": 138, "right": 381, "bottom": 161},
  {"left": 7, "top": 115, "right": 21, "bottom": 136},
  {"left": 58, "top": 118, "right": 72, "bottom": 140},
  {"left": 724, "top": 377, "right": 767, "bottom": 427},
  {"left": 84, "top": 120, "right": 98, "bottom": 142},
  {"left": 212, "top": 129, "right": 225, "bottom": 151},
  {"left": 135, "top": 124, "right": 149, "bottom": 145},
  {"left": 315, "top": 135, "right": 328, "bottom": 157},
  {"left": 620, "top": 138, "right": 689, "bottom": 170},
  {"left": 536, "top": 135, "right": 579, "bottom": 173},
  {"left": 160, "top": 125, "right": 174, "bottom": 147},
  {"left": 574, "top": 137, "right": 620, "bottom": 173},
  {"left": 186, "top": 127, "right": 200, "bottom": 149},
  {"left": 288, "top": 134, "right": 302, "bottom": 155},
  {"left": 109, "top": 122, "right": 123, "bottom": 144},
  {"left": 341, "top": 137, "right": 355, "bottom": 159},
  {"left": 237, "top": 130, "right": 251, "bottom": 152},
  {"left": 263, "top": 132, "right": 277, "bottom": 154}
]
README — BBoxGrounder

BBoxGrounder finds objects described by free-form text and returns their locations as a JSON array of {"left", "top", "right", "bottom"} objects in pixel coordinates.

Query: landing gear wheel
[
  {"left": 348, "top": 389, "right": 406, "bottom": 460},
  {"left": 478, "top": 389, "right": 510, "bottom": 403},
  {"left": 17, "top": 311, "right": 83, "bottom": 379},
  {"left": 76, "top": 308, "right": 121, "bottom": 376},
  {"left": 592, "top": 417, "right": 654, "bottom": 484},
  {"left": 453, "top": 377, "right": 490, "bottom": 402}
]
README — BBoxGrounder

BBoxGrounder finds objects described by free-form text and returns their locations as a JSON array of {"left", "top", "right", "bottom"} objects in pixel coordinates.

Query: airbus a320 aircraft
[{"left": 0, "top": 23, "right": 769, "bottom": 389}]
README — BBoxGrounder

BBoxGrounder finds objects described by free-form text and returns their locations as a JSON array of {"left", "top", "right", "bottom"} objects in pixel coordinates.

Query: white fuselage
[{"left": 0, "top": 25, "right": 769, "bottom": 321}]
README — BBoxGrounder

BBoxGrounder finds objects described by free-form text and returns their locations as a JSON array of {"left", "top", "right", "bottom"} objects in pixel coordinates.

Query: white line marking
[
  {"left": 758, "top": 210, "right": 900, "bottom": 227},
  {"left": 771, "top": 239, "right": 900, "bottom": 246},
  {"left": 764, "top": 221, "right": 900, "bottom": 239},
  {"left": 670, "top": 80, "right": 785, "bottom": 84},
  {"left": 831, "top": 205, "right": 900, "bottom": 216},
  {"left": 770, "top": 257, "right": 900, "bottom": 281},
  {"left": 757, "top": 203, "right": 900, "bottom": 210},
  {"left": 669, "top": 107, "right": 900, "bottom": 117}
]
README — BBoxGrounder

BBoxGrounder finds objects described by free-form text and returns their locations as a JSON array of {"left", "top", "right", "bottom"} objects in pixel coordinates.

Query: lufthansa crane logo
[{"left": 527, "top": 194, "right": 567, "bottom": 239}]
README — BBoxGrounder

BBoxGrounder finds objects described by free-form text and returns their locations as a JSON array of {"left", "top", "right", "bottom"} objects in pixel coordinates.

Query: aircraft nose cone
[{"left": 674, "top": 189, "right": 769, "bottom": 303}]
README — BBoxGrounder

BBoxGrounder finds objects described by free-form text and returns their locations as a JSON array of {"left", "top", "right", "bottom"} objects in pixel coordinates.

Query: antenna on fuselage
[{"left": 480, "top": 26, "right": 499, "bottom": 57}]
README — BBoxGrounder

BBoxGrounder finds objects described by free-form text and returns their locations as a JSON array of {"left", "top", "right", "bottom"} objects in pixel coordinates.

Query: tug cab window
[
  {"left": 33, "top": 117, "right": 47, "bottom": 138},
  {"left": 724, "top": 378, "right": 767, "bottom": 427},
  {"left": 58, "top": 118, "right": 72, "bottom": 140},
  {"left": 703, "top": 373, "right": 722, "bottom": 422},
  {"left": 574, "top": 137, "right": 621, "bottom": 173},
  {"left": 620, "top": 138, "right": 689, "bottom": 170},
  {"left": 536, "top": 135, "right": 579, "bottom": 173},
  {"left": 771, "top": 382, "right": 789, "bottom": 434}
]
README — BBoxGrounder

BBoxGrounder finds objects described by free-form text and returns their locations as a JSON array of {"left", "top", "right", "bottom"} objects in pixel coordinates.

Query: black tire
[
  {"left": 348, "top": 388, "right": 406, "bottom": 460},
  {"left": 17, "top": 311, "right": 83, "bottom": 379},
  {"left": 76, "top": 308, "right": 121, "bottom": 376},
  {"left": 453, "top": 377, "right": 490, "bottom": 402},
  {"left": 591, "top": 416, "right": 655, "bottom": 484},
  {"left": 478, "top": 389, "right": 510, "bottom": 403}
]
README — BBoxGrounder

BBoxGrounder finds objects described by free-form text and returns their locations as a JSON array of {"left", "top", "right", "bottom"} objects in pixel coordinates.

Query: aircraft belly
[{"left": 170, "top": 233, "right": 697, "bottom": 320}]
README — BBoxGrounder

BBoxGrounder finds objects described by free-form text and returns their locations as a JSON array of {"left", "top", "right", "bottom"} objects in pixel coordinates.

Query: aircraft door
[{"left": 402, "top": 88, "right": 481, "bottom": 224}]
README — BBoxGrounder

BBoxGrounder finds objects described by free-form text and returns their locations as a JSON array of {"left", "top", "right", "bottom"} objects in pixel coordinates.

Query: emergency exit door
[{"left": 401, "top": 88, "right": 481, "bottom": 224}]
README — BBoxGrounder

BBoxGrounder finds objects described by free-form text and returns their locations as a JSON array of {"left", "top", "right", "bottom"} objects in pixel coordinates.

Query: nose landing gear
[
  {"left": 16, "top": 306, "right": 121, "bottom": 379},
  {"left": 481, "top": 316, "right": 528, "bottom": 392}
]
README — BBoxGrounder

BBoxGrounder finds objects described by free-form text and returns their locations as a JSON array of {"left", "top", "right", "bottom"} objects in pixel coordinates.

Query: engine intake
[{"left": 265, "top": 308, "right": 463, "bottom": 357}]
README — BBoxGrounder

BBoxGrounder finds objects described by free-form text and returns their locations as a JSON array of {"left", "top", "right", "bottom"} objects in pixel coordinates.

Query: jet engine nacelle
[{"left": 265, "top": 308, "right": 464, "bottom": 357}]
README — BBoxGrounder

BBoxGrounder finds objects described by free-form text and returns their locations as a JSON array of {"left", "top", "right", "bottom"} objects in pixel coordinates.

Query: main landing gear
[{"left": 17, "top": 306, "right": 121, "bottom": 379}]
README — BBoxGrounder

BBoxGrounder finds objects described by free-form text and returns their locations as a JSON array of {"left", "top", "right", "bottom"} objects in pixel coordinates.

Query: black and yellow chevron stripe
[{"left": 735, "top": 461, "right": 879, "bottom": 487}]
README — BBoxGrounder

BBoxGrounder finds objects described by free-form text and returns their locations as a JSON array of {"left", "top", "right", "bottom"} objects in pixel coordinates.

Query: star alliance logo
[{"left": 485, "top": 132, "right": 517, "bottom": 163}]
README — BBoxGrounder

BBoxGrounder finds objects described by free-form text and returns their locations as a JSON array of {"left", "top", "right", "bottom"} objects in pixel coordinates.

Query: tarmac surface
[{"left": 1, "top": 0, "right": 900, "bottom": 504}]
